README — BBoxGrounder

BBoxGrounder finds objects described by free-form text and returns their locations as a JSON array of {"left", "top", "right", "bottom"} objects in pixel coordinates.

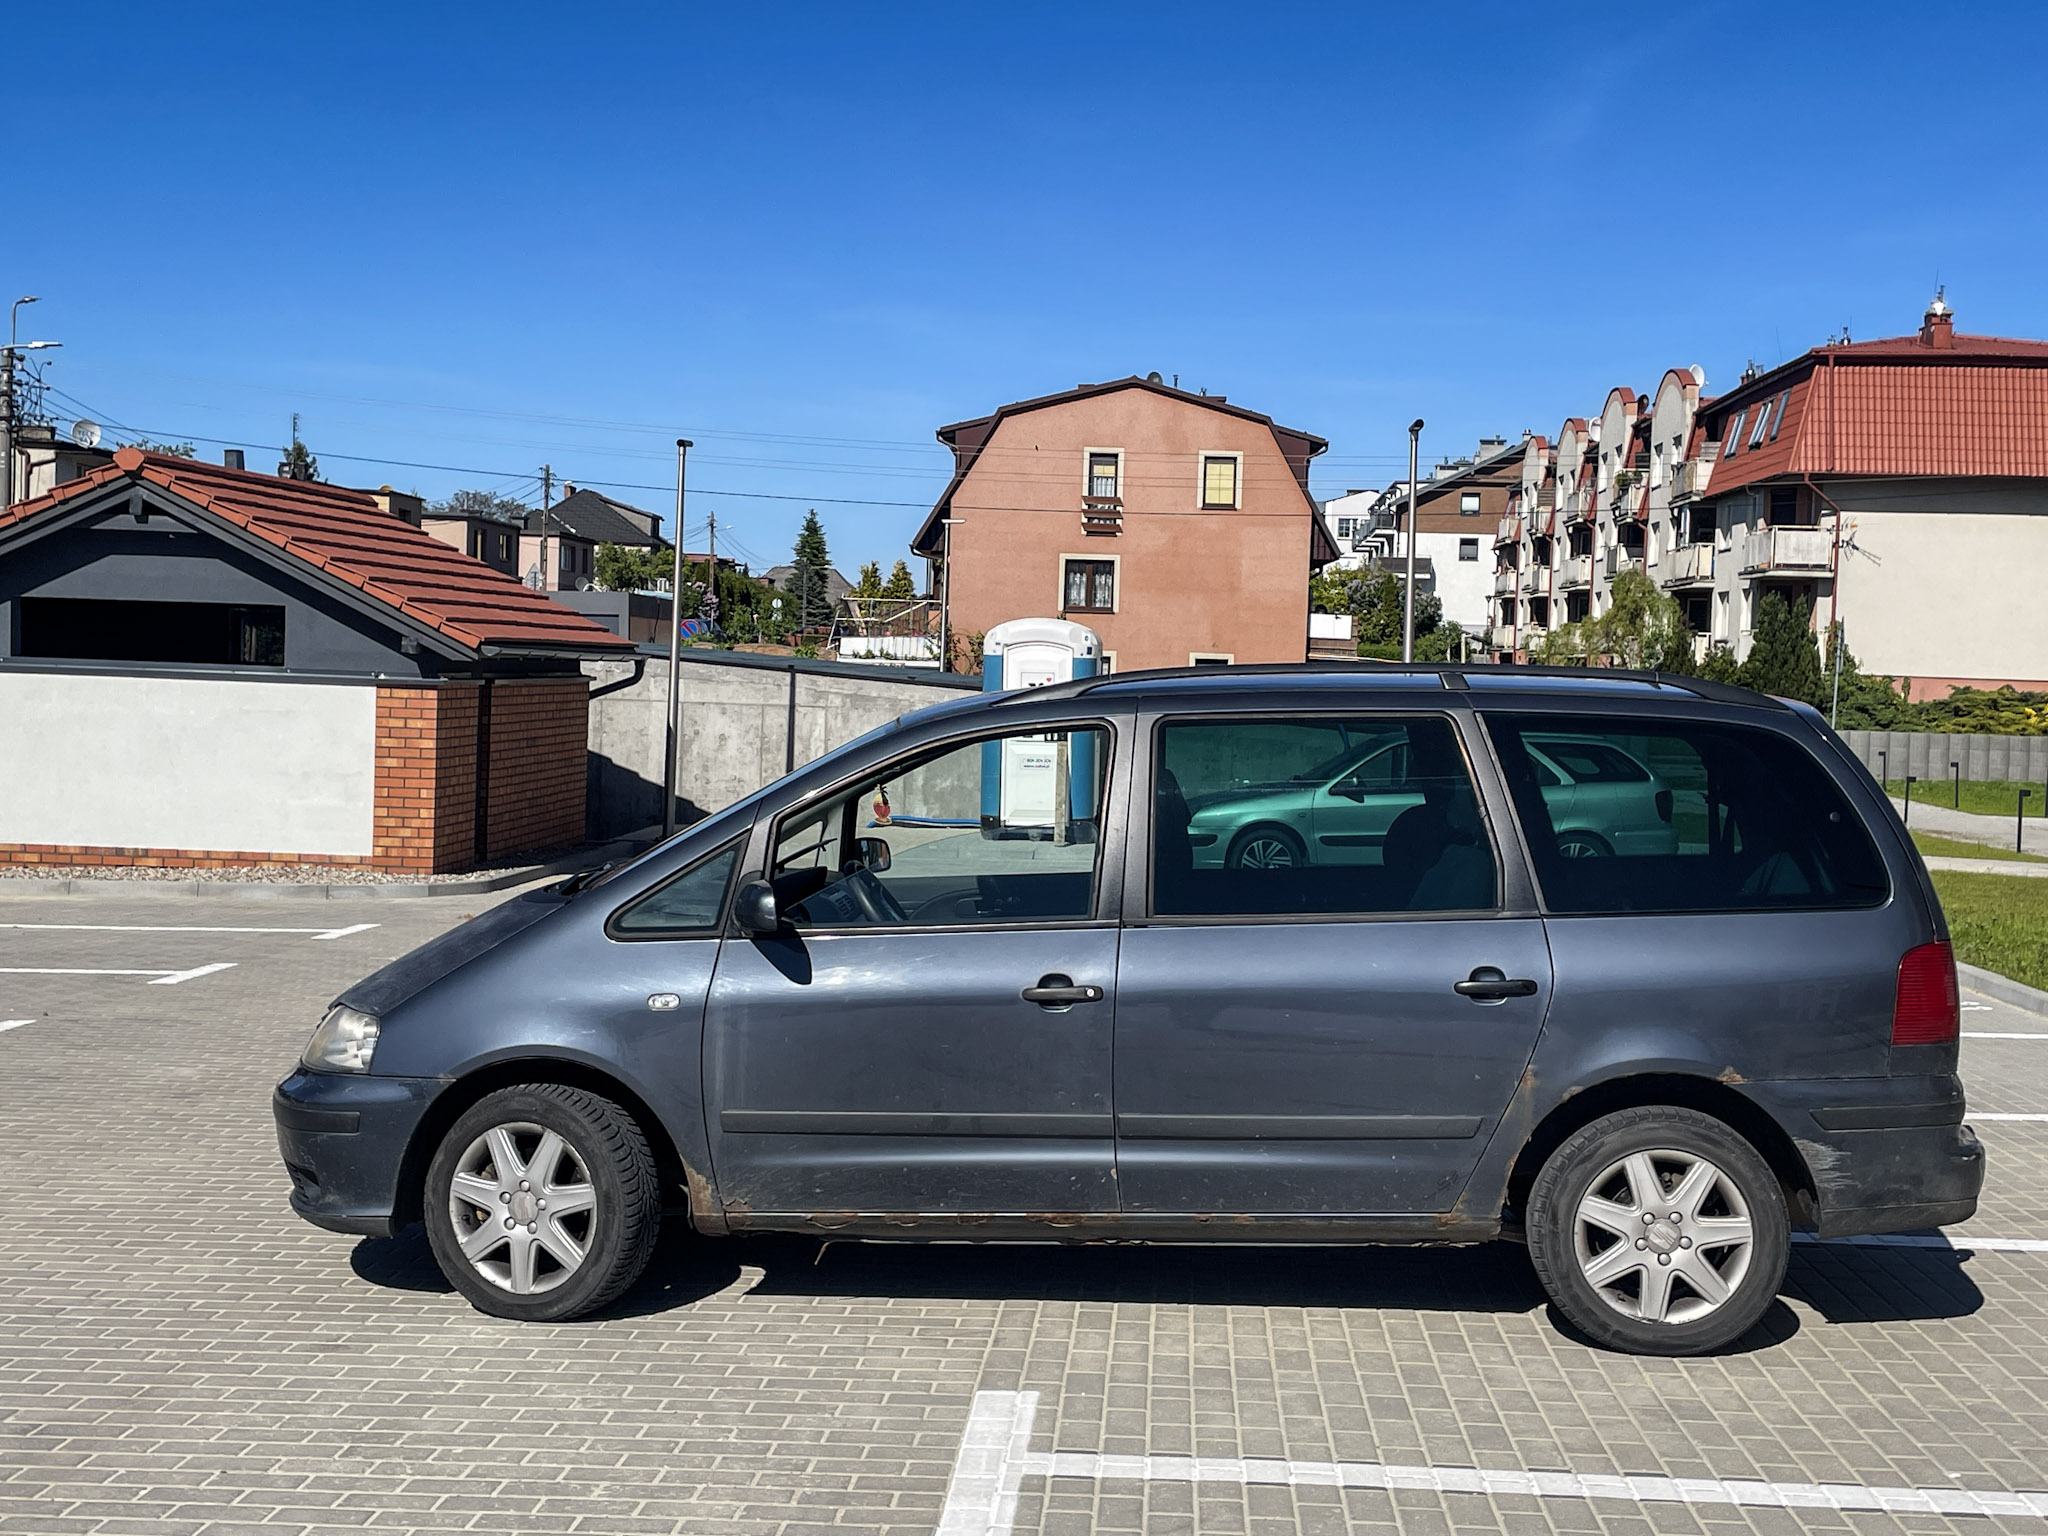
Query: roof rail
[{"left": 986, "top": 660, "right": 1783, "bottom": 710}]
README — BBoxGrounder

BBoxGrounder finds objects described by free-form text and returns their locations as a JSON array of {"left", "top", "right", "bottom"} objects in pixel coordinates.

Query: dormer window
[{"left": 1086, "top": 450, "right": 1121, "bottom": 500}]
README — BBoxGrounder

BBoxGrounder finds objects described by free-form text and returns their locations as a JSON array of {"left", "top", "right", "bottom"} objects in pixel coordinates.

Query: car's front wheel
[
  {"left": 424, "top": 1083, "right": 661, "bottom": 1322},
  {"left": 1227, "top": 824, "right": 1305, "bottom": 870},
  {"left": 1526, "top": 1105, "right": 1788, "bottom": 1355}
]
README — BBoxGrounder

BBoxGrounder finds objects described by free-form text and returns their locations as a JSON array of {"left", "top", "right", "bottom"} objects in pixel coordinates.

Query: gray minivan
[{"left": 275, "top": 665, "right": 1984, "bottom": 1355}]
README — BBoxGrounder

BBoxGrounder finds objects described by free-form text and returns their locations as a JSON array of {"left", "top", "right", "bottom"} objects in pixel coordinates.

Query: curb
[
  {"left": 1959, "top": 961, "right": 2048, "bottom": 1019},
  {"left": 1923, "top": 856, "right": 2048, "bottom": 879},
  {"left": 0, "top": 837, "right": 656, "bottom": 903}
]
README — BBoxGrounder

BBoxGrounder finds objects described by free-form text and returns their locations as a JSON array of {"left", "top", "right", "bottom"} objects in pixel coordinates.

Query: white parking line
[
  {"left": 0, "top": 1019, "right": 32, "bottom": 1033},
  {"left": 1965, "top": 1032, "right": 2048, "bottom": 1040},
  {"left": 1974, "top": 1113, "right": 2048, "bottom": 1122},
  {"left": 0, "top": 922, "right": 377, "bottom": 940},
  {"left": 936, "top": 1391, "right": 2048, "bottom": 1532},
  {"left": 0, "top": 963, "right": 237, "bottom": 986},
  {"left": 1798, "top": 1231, "right": 2048, "bottom": 1253}
]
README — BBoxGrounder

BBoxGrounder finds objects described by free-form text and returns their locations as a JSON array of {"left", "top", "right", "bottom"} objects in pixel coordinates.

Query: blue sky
[{"left": 12, "top": 2, "right": 2047, "bottom": 573}]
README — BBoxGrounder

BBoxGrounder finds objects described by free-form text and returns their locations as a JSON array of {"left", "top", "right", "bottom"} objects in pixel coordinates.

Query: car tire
[
  {"left": 1526, "top": 1105, "right": 1788, "bottom": 1356},
  {"left": 424, "top": 1083, "right": 661, "bottom": 1322},
  {"left": 1227, "top": 824, "right": 1305, "bottom": 870},
  {"left": 1555, "top": 830, "right": 1612, "bottom": 859}
]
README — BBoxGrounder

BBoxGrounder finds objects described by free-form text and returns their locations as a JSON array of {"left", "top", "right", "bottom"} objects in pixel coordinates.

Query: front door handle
[
  {"left": 1022, "top": 973, "right": 1105, "bottom": 1007},
  {"left": 1454, "top": 966, "right": 1539, "bottom": 1001}
]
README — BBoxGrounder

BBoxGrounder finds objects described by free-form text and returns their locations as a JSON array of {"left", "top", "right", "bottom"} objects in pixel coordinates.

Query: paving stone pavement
[{"left": 3, "top": 889, "right": 2047, "bottom": 1535}]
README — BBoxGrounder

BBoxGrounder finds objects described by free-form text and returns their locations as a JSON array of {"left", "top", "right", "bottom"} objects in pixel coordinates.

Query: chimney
[
  {"left": 223, "top": 448, "right": 245, "bottom": 470},
  {"left": 1920, "top": 287, "right": 1954, "bottom": 349}
]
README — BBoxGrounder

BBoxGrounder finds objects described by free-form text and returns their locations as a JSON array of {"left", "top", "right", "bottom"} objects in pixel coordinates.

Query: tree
[
  {"left": 594, "top": 543, "right": 671, "bottom": 592},
  {"left": 277, "top": 438, "right": 319, "bottom": 482},
  {"left": 1310, "top": 568, "right": 1445, "bottom": 659},
  {"left": 131, "top": 438, "right": 196, "bottom": 458},
  {"left": 784, "top": 509, "right": 835, "bottom": 633},
  {"left": 1742, "top": 592, "right": 1823, "bottom": 705},
  {"left": 431, "top": 488, "right": 531, "bottom": 521},
  {"left": 1821, "top": 623, "right": 1911, "bottom": 729},
  {"left": 1531, "top": 570, "right": 1696, "bottom": 674},
  {"left": 883, "top": 559, "right": 918, "bottom": 599},
  {"left": 852, "top": 560, "right": 884, "bottom": 600}
]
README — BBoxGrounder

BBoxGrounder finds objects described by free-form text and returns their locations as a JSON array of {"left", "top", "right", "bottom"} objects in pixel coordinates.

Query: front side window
[
  {"left": 610, "top": 837, "right": 744, "bottom": 937},
  {"left": 1152, "top": 715, "right": 1497, "bottom": 918},
  {"left": 1200, "top": 455, "right": 1240, "bottom": 509},
  {"left": 767, "top": 727, "right": 1109, "bottom": 929},
  {"left": 1483, "top": 714, "right": 1887, "bottom": 915},
  {"left": 1087, "top": 451, "right": 1120, "bottom": 499},
  {"left": 1063, "top": 558, "right": 1115, "bottom": 613}
]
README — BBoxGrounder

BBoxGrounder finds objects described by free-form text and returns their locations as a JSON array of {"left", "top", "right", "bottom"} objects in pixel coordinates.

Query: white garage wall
[{"left": 0, "top": 672, "right": 377, "bottom": 856}]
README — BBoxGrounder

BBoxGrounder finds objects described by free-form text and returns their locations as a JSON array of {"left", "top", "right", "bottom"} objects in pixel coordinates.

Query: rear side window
[
  {"left": 1153, "top": 715, "right": 1497, "bottom": 917},
  {"left": 1483, "top": 714, "right": 1888, "bottom": 915}
]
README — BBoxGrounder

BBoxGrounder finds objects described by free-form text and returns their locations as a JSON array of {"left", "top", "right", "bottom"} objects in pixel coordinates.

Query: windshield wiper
[{"left": 556, "top": 861, "right": 616, "bottom": 896}]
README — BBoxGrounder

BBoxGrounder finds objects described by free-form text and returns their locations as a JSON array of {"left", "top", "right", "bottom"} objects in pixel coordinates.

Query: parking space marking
[
  {"left": 0, "top": 1019, "right": 32, "bottom": 1033},
  {"left": 1976, "top": 1112, "right": 2048, "bottom": 1121},
  {"left": 0, "top": 962, "right": 237, "bottom": 985},
  {"left": 940, "top": 1392, "right": 2048, "bottom": 1533},
  {"left": 1798, "top": 1231, "right": 2048, "bottom": 1253},
  {"left": 1966, "top": 1031, "right": 2048, "bottom": 1040},
  {"left": 0, "top": 921, "right": 377, "bottom": 940}
]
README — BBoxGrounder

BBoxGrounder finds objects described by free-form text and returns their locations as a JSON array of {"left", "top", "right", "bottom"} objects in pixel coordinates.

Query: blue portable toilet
[{"left": 979, "top": 618, "right": 1102, "bottom": 837}]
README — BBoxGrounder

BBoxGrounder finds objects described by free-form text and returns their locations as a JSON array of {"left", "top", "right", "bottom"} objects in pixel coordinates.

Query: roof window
[
  {"left": 1748, "top": 400, "right": 1774, "bottom": 448},
  {"left": 1768, "top": 390, "right": 1791, "bottom": 441},
  {"left": 1723, "top": 409, "right": 1747, "bottom": 459}
]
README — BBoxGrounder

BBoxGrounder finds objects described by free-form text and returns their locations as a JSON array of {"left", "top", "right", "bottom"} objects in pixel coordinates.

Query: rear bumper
[
  {"left": 273, "top": 1070, "right": 444, "bottom": 1238},
  {"left": 1743, "top": 1075, "right": 1986, "bottom": 1237}
]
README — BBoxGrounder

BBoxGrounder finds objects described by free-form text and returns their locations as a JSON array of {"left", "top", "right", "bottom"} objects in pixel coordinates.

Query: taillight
[{"left": 1893, "top": 941, "right": 1959, "bottom": 1045}]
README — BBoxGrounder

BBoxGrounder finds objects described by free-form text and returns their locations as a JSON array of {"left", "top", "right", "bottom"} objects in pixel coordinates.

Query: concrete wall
[
  {"left": 0, "top": 671, "right": 377, "bottom": 855},
  {"left": 1840, "top": 730, "right": 2048, "bottom": 785},
  {"left": 584, "top": 650, "right": 978, "bottom": 837}
]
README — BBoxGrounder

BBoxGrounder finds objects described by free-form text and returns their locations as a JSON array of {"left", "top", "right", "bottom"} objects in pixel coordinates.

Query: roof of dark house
[
  {"left": 762, "top": 564, "right": 854, "bottom": 605},
  {"left": 526, "top": 488, "right": 665, "bottom": 547},
  {"left": 3, "top": 449, "right": 634, "bottom": 655}
]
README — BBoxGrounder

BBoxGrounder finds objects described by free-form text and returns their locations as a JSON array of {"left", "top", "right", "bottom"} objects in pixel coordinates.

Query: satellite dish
[{"left": 71, "top": 419, "right": 101, "bottom": 448}]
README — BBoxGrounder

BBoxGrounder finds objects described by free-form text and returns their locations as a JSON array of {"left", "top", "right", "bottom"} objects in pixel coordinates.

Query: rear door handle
[
  {"left": 1022, "top": 973, "right": 1105, "bottom": 1007},
  {"left": 1454, "top": 966, "right": 1540, "bottom": 1001}
]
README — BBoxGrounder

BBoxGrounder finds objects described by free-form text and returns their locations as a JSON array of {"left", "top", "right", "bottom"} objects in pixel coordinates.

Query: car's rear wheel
[
  {"left": 1228, "top": 824, "right": 1305, "bottom": 870},
  {"left": 424, "top": 1083, "right": 660, "bottom": 1322},
  {"left": 1555, "top": 830, "right": 1612, "bottom": 859},
  {"left": 1526, "top": 1105, "right": 1788, "bottom": 1355}
]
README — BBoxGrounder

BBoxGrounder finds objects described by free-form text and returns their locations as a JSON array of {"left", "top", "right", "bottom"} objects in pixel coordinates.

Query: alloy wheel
[
  {"left": 1236, "top": 836, "right": 1298, "bottom": 869},
  {"left": 1572, "top": 1148, "right": 1755, "bottom": 1325},
  {"left": 445, "top": 1121, "right": 599, "bottom": 1296}
]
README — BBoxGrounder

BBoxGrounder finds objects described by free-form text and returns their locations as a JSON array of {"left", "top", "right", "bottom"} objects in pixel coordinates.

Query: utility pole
[
  {"left": 703, "top": 509, "right": 720, "bottom": 629},
  {"left": 1403, "top": 419, "right": 1424, "bottom": 664},
  {"left": 662, "top": 439, "right": 693, "bottom": 838},
  {"left": 538, "top": 464, "right": 553, "bottom": 590},
  {"left": 2, "top": 295, "right": 58, "bottom": 509}
]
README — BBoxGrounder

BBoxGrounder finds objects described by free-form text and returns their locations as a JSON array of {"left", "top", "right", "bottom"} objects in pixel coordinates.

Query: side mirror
[
  {"left": 732, "top": 879, "right": 780, "bottom": 935},
  {"left": 1331, "top": 781, "right": 1367, "bottom": 802},
  {"left": 853, "top": 836, "right": 892, "bottom": 873}
]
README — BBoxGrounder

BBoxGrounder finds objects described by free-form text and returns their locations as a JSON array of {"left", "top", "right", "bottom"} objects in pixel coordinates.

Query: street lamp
[
  {"left": 10, "top": 296, "right": 36, "bottom": 349},
  {"left": 1403, "top": 419, "right": 1424, "bottom": 664}
]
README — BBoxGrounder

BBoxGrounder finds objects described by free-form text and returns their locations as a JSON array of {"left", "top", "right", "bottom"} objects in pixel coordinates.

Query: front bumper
[
  {"left": 273, "top": 1069, "right": 445, "bottom": 1238},
  {"left": 1743, "top": 1075, "right": 1986, "bottom": 1237}
]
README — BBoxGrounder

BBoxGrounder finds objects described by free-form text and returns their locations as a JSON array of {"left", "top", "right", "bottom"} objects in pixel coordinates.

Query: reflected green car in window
[{"left": 1185, "top": 733, "right": 1677, "bottom": 869}]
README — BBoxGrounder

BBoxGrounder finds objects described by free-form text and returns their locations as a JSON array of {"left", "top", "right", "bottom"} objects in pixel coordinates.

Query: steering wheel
[{"left": 843, "top": 867, "right": 908, "bottom": 925}]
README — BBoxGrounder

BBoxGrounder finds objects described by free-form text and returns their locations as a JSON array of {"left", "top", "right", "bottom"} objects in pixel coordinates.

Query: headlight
[{"left": 302, "top": 1005, "right": 381, "bottom": 1073}]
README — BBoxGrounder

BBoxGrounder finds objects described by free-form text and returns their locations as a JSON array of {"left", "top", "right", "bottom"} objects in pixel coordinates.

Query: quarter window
[
  {"left": 767, "top": 727, "right": 1109, "bottom": 929},
  {"left": 1063, "top": 558, "right": 1115, "bottom": 613},
  {"left": 1483, "top": 715, "right": 1887, "bottom": 915},
  {"left": 609, "top": 838, "right": 743, "bottom": 936},
  {"left": 1152, "top": 715, "right": 1497, "bottom": 918},
  {"left": 1200, "top": 455, "right": 1240, "bottom": 509}
]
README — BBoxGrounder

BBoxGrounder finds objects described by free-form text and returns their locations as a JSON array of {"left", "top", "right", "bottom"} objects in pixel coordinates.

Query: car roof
[{"left": 985, "top": 663, "right": 1784, "bottom": 713}]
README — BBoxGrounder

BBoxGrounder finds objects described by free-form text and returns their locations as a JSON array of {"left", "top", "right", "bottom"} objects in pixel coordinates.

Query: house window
[
  {"left": 1769, "top": 486, "right": 1800, "bottom": 525},
  {"left": 1460, "top": 491, "right": 1481, "bottom": 515},
  {"left": 1723, "top": 409, "right": 1747, "bottom": 459},
  {"left": 1458, "top": 537, "right": 1479, "bottom": 561},
  {"left": 1188, "top": 653, "right": 1233, "bottom": 666},
  {"left": 1087, "top": 451, "right": 1120, "bottom": 499},
  {"left": 1200, "top": 454, "right": 1240, "bottom": 509},
  {"left": 1749, "top": 401, "right": 1774, "bottom": 447},
  {"left": 470, "top": 528, "right": 484, "bottom": 558},
  {"left": 1336, "top": 516, "right": 1357, "bottom": 539},
  {"left": 497, "top": 532, "right": 511, "bottom": 561},
  {"left": 1063, "top": 558, "right": 1116, "bottom": 613},
  {"left": 1769, "top": 390, "right": 1791, "bottom": 440},
  {"left": 19, "top": 597, "right": 286, "bottom": 667}
]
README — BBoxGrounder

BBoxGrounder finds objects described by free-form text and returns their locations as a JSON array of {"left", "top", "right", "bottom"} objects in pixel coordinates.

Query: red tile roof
[
  {"left": 2, "top": 449, "right": 633, "bottom": 653},
  {"left": 1703, "top": 335, "right": 2048, "bottom": 499}
]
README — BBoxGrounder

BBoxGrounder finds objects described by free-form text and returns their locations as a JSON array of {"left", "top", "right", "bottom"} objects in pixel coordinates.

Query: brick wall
[
  {"left": 481, "top": 678, "right": 589, "bottom": 861},
  {"left": 370, "top": 684, "right": 481, "bottom": 874}
]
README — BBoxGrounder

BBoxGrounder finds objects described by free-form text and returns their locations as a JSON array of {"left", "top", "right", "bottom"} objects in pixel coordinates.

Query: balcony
[
  {"left": 1496, "top": 515, "right": 1519, "bottom": 545},
  {"left": 1519, "top": 565, "right": 1544, "bottom": 595},
  {"left": 1661, "top": 544, "right": 1716, "bottom": 586},
  {"left": 1494, "top": 567, "right": 1520, "bottom": 597},
  {"left": 1672, "top": 451, "right": 1717, "bottom": 503},
  {"left": 1558, "top": 555, "right": 1594, "bottom": 590},
  {"left": 1741, "top": 526, "right": 1832, "bottom": 574}
]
